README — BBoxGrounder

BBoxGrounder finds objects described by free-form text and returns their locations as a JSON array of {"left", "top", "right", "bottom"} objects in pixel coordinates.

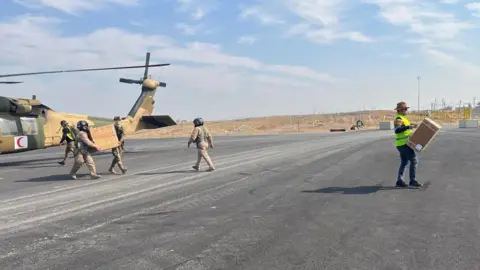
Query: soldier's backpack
[{"left": 69, "top": 126, "right": 79, "bottom": 139}]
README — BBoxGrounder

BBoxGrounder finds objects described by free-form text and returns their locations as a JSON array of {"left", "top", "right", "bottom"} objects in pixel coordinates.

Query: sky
[{"left": 1, "top": 0, "right": 480, "bottom": 121}]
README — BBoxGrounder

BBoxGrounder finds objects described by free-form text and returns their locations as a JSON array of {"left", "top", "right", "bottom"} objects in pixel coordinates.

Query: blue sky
[{"left": 1, "top": 0, "right": 480, "bottom": 120}]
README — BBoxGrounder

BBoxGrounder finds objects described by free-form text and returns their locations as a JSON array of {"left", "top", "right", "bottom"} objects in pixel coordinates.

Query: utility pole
[
  {"left": 417, "top": 76, "right": 421, "bottom": 112},
  {"left": 473, "top": 97, "right": 476, "bottom": 108}
]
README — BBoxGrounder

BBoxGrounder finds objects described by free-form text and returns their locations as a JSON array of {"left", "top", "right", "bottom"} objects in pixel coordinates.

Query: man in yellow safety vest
[
  {"left": 58, "top": 120, "right": 78, "bottom": 165},
  {"left": 394, "top": 102, "right": 422, "bottom": 188}
]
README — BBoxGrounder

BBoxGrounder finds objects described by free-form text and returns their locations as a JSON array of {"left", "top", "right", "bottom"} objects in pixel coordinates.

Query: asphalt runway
[{"left": 0, "top": 128, "right": 480, "bottom": 269}]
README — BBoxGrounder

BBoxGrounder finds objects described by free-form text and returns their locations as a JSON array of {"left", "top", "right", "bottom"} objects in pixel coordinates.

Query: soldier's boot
[
  {"left": 117, "top": 162, "right": 127, "bottom": 174},
  {"left": 192, "top": 165, "right": 199, "bottom": 171},
  {"left": 69, "top": 166, "right": 80, "bottom": 179},
  {"left": 91, "top": 174, "right": 101, "bottom": 179},
  {"left": 206, "top": 167, "right": 215, "bottom": 172},
  {"left": 58, "top": 150, "right": 70, "bottom": 165},
  {"left": 116, "top": 165, "right": 127, "bottom": 174},
  {"left": 108, "top": 159, "right": 119, "bottom": 174},
  {"left": 69, "top": 159, "right": 83, "bottom": 179}
]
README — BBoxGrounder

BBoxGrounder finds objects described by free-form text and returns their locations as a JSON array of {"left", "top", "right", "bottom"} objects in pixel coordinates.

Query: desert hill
[{"left": 129, "top": 109, "right": 466, "bottom": 139}]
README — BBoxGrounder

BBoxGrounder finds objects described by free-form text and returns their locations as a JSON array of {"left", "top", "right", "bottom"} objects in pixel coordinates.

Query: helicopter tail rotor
[{"left": 119, "top": 52, "right": 167, "bottom": 89}]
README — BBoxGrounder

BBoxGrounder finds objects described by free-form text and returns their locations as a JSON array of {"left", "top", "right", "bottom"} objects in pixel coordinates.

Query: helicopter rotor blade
[
  {"left": 119, "top": 78, "right": 143, "bottom": 84},
  {"left": 143, "top": 52, "right": 150, "bottom": 80},
  {"left": 0, "top": 63, "right": 170, "bottom": 78},
  {"left": 0, "top": 81, "right": 23, "bottom": 84}
]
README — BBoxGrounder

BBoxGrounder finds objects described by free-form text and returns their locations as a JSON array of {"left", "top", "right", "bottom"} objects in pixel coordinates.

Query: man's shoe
[
  {"left": 396, "top": 181, "right": 408, "bottom": 187},
  {"left": 121, "top": 168, "right": 127, "bottom": 174},
  {"left": 58, "top": 161, "right": 65, "bottom": 166},
  {"left": 192, "top": 166, "right": 199, "bottom": 171},
  {"left": 206, "top": 167, "right": 215, "bottom": 172},
  {"left": 409, "top": 180, "right": 423, "bottom": 187},
  {"left": 91, "top": 174, "right": 101, "bottom": 180},
  {"left": 70, "top": 174, "right": 77, "bottom": 180}
]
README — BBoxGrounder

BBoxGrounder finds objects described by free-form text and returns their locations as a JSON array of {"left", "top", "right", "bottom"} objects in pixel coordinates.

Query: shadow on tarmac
[{"left": 302, "top": 182, "right": 430, "bottom": 195}]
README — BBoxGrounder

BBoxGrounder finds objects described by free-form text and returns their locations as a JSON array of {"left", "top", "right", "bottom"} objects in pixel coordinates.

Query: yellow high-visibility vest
[
  {"left": 66, "top": 126, "right": 75, "bottom": 140},
  {"left": 395, "top": 114, "right": 413, "bottom": 146}
]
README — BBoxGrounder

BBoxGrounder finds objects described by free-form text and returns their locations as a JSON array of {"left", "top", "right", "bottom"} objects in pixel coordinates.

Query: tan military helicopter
[{"left": 0, "top": 52, "right": 176, "bottom": 154}]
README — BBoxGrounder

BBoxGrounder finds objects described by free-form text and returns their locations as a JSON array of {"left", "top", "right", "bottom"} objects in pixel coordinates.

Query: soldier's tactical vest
[
  {"left": 75, "top": 131, "right": 90, "bottom": 154},
  {"left": 114, "top": 124, "right": 124, "bottom": 141},
  {"left": 195, "top": 126, "right": 208, "bottom": 146},
  {"left": 395, "top": 114, "right": 413, "bottom": 147}
]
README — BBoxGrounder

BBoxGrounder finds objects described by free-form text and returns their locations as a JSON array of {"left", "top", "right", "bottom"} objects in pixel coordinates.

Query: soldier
[
  {"left": 69, "top": 120, "right": 102, "bottom": 180},
  {"left": 188, "top": 117, "right": 215, "bottom": 171},
  {"left": 58, "top": 120, "right": 77, "bottom": 166},
  {"left": 108, "top": 116, "right": 127, "bottom": 174}
]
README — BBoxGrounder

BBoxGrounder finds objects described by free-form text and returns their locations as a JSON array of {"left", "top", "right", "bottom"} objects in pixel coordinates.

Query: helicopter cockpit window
[
  {"left": 0, "top": 116, "right": 18, "bottom": 136},
  {"left": 20, "top": 117, "right": 38, "bottom": 135}
]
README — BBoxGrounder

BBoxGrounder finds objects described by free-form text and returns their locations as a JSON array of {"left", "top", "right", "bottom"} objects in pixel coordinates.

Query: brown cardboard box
[
  {"left": 407, "top": 117, "right": 441, "bottom": 152},
  {"left": 89, "top": 124, "right": 120, "bottom": 151}
]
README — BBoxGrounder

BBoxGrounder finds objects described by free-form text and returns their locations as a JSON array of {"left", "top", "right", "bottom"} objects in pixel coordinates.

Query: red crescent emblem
[{"left": 16, "top": 137, "right": 24, "bottom": 148}]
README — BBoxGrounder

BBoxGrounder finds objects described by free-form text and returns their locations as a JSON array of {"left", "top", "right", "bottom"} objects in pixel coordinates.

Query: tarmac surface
[{"left": 0, "top": 128, "right": 480, "bottom": 269}]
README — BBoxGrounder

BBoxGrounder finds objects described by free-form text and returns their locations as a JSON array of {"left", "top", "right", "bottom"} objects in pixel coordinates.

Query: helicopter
[{"left": 0, "top": 52, "right": 177, "bottom": 154}]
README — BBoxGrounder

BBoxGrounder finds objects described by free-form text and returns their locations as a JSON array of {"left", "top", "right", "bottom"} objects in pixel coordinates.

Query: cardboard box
[
  {"left": 407, "top": 117, "right": 441, "bottom": 152},
  {"left": 89, "top": 124, "right": 120, "bottom": 151}
]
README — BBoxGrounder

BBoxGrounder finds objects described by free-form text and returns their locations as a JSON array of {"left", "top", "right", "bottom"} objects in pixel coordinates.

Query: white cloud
[
  {"left": 239, "top": 0, "right": 373, "bottom": 43},
  {"left": 424, "top": 48, "right": 480, "bottom": 76},
  {"left": 0, "top": 14, "right": 339, "bottom": 120},
  {"left": 13, "top": 0, "right": 139, "bottom": 14},
  {"left": 175, "top": 23, "right": 202, "bottom": 35},
  {"left": 365, "top": 0, "right": 476, "bottom": 51},
  {"left": 380, "top": 52, "right": 411, "bottom": 58},
  {"left": 238, "top": 6, "right": 285, "bottom": 25},
  {"left": 175, "top": 0, "right": 219, "bottom": 20},
  {"left": 364, "top": 0, "right": 480, "bottom": 79},
  {"left": 237, "top": 35, "right": 257, "bottom": 45},
  {"left": 441, "top": 0, "right": 459, "bottom": 3},
  {"left": 465, "top": 2, "right": 480, "bottom": 17}
]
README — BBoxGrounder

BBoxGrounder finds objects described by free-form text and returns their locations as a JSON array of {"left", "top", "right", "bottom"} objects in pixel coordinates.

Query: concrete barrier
[
  {"left": 458, "top": 119, "right": 479, "bottom": 128},
  {"left": 379, "top": 121, "right": 394, "bottom": 130},
  {"left": 330, "top": 128, "right": 346, "bottom": 132}
]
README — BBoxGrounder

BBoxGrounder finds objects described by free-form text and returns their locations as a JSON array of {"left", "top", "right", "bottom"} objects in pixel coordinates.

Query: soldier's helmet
[
  {"left": 114, "top": 116, "right": 121, "bottom": 121},
  {"left": 77, "top": 120, "right": 89, "bottom": 131},
  {"left": 193, "top": 118, "right": 204, "bottom": 127}
]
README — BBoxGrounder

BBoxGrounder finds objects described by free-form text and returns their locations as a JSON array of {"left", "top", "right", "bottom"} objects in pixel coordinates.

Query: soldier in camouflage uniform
[
  {"left": 69, "top": 120, "right": 101, "bottom": 180},
  {"left": 108, "top": 116, "right": 127, "bottom": 174},
  {"left": 188, "top": 117, "right": 215, "bottom": 171},
  {"left": 58, "top": 120, "right": 77, "bottom": 166}
]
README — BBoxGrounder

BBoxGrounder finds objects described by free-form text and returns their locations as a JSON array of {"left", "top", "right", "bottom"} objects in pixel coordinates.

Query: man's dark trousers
[{"left": 396, "top": 144, "right": 417, "bottom": 183}]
